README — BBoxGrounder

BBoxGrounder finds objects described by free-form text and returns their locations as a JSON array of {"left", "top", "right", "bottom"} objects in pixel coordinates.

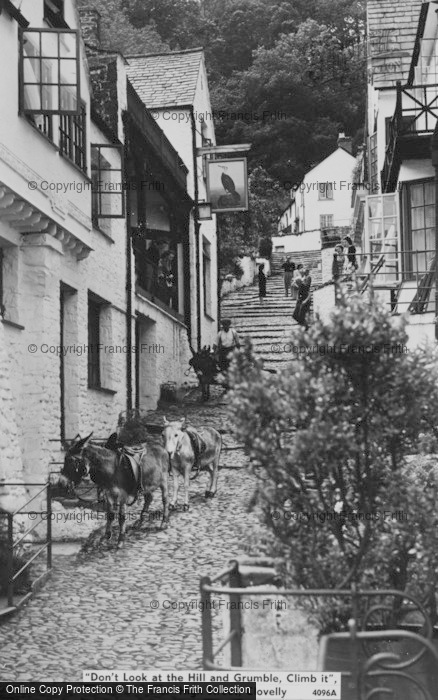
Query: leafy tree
[
  {"left": 211, "top": 19, "right": 366, "bottom": 184},
  {"left": 229, "top": 293, "right": 438, "bottom": 632},
  {"left": 77, "top": 0, "right": 168, "bottom": 55}
]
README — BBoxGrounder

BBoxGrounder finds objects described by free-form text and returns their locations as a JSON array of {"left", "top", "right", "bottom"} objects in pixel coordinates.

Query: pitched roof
[
  {"left": 126, "top": 49, "right": 204, "bottom": 108},
  {"left": 367, "top": 0, "right": 424, "bottom": 88}
]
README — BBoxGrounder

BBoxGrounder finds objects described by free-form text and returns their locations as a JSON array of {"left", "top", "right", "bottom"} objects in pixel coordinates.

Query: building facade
[
  {"left": 362, "top": 0, "right": 437, "bottom": 346},
  {"left": 126, "top": 49, "right": 219, "bottom": 351},
  {"left": 0, "top": 0, "right": 209, "bottom": 499},
  {"left": 273, "top": 135, "right": 356, "bottom": 254}
]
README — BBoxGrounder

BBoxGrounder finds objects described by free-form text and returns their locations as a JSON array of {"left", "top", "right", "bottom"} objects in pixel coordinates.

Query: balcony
[{"left": 382, "top": 81, "right": 438, "bottom": 193}]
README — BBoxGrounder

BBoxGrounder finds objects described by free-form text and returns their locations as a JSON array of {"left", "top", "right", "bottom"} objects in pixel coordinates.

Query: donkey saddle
[{"left": 184, "top": 426, "right": 207, "bottom": 473}]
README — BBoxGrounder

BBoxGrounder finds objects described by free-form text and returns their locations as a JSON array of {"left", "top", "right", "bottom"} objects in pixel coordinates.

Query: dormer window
[
  {"left": 19, "top": 29, "right": 80, "bottom": 115},
  {"left": 44, "top": 1, "right": 68, "bottom": 29}
]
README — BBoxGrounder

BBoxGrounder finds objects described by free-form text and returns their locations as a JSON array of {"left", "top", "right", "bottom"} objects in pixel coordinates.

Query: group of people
[
  {"left": 256, "top": 257, "right": 312, "bottom": 330},
  {"left": 144, "top": 241, "right": 178, "bottom": 307},
  {"left": 216, "top": 237, "right": 359, "bottom": 372},
  {"left": 332, "top": 235, "right": 358, "bottom": 280}
]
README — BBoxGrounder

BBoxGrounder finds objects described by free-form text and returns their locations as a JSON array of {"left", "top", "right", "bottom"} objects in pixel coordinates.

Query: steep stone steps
[{"left": 220, "top": 250, "right": 323, "bottom": 371}]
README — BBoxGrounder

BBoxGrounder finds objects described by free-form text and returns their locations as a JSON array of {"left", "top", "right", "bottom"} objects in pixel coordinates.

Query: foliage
[
  {"left": 77, "top": 0, "right": 168, "bottom": 55},
  {"left": 0, "top": 538, "right": 32, "bottom": 597},
  {"left": 259, "top": 238, "right": 273, "bottom": 259},
  {"left": 229, "top": 293, "right": 438, "bottom": 632},
  {"left": 218, "top": 167, "right": 286, "bottom": 273},
  {"left": 211, "top": 19, "right": 366, "bottom": 184}
]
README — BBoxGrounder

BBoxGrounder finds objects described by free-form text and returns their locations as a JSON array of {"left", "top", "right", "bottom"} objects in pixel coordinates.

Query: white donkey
[{"left": 162, "top": 417, "right": 222, "bottom": 511}]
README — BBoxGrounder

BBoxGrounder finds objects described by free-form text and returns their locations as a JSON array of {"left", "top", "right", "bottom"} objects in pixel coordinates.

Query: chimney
[
  {"left": 338, "top": 132, "right": 353, "bottom": 155},
  {"left": 78, "top": 7, "right": 101, "bottom": 50}
]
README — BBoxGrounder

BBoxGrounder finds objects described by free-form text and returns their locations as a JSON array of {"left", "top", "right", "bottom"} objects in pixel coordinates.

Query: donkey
[
  {"left": 61, "top": 434, "right": 169, "bottom": 547},
  {"left": 189, "top": 347, "right": 224, "bottom": 401},
  {"left": 162, "top": 418, "right": 222, "bottom": 511}
]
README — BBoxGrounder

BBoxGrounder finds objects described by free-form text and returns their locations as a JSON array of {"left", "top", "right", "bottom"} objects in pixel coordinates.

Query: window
[
  {"left": 369, "top": 132, "right": 378, "bottom": 188},
  {"left": 59, "top": 104, "right": 86, "bottom": 171},
  {"left": 318, "top": 183, "right": 334, "bottom": 200},
  {"left": 88, "top": 295, "right": 101, "bottom": 388},
  {"left": 27, "top": 113, "right": 53, "bottom": 140},
  {"left": 44, "top": 1, "right": 67, "bottom": 28},
  {"left": 91, "top": 144, "right": 124, "bottom": 222},
  {"left": 320, "top": 214, "right": 334, "bottom": 229},
  {"left": 20, "top": 29, "right": 80, "bottom": 115},
  {"left": 203, "top": 238, "right": 212, "bottom": 317},
  {"left": 401, "top": 179, "right": 435, "bottom": 275}
]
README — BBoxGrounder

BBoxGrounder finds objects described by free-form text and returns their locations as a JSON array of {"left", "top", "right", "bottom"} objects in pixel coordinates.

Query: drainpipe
[
  {"left": 432, "top": 123, "right": 438, "bottom": 341},
  {"left": 190, "top": 106, "right": 202, "bottom": 351},
  {"left": 216, "top": 216, "right": 221, "bottom": 331},
  {"left": 122, "top": 112, "right": 133, "bottom": 411}
]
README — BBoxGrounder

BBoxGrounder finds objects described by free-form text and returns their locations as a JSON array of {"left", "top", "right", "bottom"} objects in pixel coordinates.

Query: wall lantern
[{"left": 198, "top": 202, "right": 212, "bottom": 220}]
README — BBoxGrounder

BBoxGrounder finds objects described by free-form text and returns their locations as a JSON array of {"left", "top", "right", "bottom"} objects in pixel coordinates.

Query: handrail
[
  {"left": 0, "top": 482, "right": 52, "bottom": 611},
  {"left": 11, "top": 483, "right": 47, "bottom": 516},
  {"left": 201, "top": 561, "right": 435, "bottom": 674}
]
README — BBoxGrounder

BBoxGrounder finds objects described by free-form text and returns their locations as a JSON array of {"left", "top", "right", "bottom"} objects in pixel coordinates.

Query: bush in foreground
[{"left": 229, "top": 294, "right": 438, "bottom": 632}]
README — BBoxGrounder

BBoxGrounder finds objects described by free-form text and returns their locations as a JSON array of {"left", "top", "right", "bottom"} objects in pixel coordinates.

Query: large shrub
[{"left": 229, "top": 294, "right": 438, "bottom": 631}]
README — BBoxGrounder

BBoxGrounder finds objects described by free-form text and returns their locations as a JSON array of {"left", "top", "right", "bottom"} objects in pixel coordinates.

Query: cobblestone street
[{"left": 0, "top": 394, "right": 270, "bottom": 680}]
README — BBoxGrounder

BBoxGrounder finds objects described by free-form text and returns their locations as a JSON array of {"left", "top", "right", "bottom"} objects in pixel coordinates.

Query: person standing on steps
[
  {"left": 343, "top": 235, "right": 358, "bottom": 272},
  {"left": 281, "top": 256, "right": 295, "bottom": 297},
  {"left": 292, "top": 264, "right": 304, "bottom": 297},
  {"left": 258, "top": 263, "right": 267, "bottom": 303},
  {"left": 332, "top": 244, "right": 345, "bottom": 281},
  {"left": 293, "top": 269, "right": 312, "bottom": 330},
  {"left": 214, "top": 318, "right": 240, "bottom": 373}
]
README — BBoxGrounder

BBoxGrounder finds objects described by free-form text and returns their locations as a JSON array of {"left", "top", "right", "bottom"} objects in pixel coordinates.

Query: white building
[
  {"left": 0, "top": 0, "right": 208, "bottom": 499},
  {"left": 273, "top": 135, "right": 356, "bottom": 254},
  {"left": 363, "top": 0, "right": 435, "bottom": 346},
  {"left": 314, "top": 0, "right": 438, "bottom": 348},
  {"left": 127, "top": 49, "right": 219, "bottom": 350}
]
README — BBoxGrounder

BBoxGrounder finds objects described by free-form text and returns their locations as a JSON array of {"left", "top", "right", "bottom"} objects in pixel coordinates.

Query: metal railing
[
  {"left": 200, "top": 560, "right": 438, "bottom": 699},
  {"left": 332, "top": 249, "right": 436, "bottom": 315},
  {"left": 0, "top": 482, "right": 52, "bottom": 614}
]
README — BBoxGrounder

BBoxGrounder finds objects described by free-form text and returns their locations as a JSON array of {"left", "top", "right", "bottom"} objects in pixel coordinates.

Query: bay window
[{"left": 20, "top": 29, "right": 80, "bottom": 115}]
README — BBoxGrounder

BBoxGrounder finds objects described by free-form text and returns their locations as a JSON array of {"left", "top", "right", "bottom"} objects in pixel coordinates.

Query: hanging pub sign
[{"left": 206, "top": 158, "right": 248, "bottom": 213}]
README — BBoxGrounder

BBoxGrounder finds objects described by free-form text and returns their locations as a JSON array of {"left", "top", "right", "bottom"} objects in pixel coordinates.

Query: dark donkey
[{"left": 60, "top": 433, "right": 169, "bottom": 547}]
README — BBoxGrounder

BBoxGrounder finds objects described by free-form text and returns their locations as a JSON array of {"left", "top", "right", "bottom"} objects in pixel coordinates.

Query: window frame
[
  {"left": 59, "top": 103, "right": 87, "bottom": 172},
  {"left": 91, "top": 144, "right": 125, "bottom": 221},
  {"left": 320, "top": 214, "right": 334, "bottom": 229},
  {"left": 318, "top": 182, "right": 334, "bottom": 201},
  {"left": 19, "top": 28, "right": 81, "bottom": 116},
  {"left": 400, "top": 178, "right": 435, "bottom": 276}
]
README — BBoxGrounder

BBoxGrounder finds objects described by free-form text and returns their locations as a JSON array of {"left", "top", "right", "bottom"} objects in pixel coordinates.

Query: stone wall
[
  {"left": 87, "top": 57, "right": 120, "bottom": 137},
  {"left": 220, "top": 256, "right": 256, "bottom": 298},
  {"left": 0, "top": 319, "right": 26, "bottom": 511}
]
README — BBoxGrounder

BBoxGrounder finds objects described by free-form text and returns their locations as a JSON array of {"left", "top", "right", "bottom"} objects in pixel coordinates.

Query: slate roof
[
  {"left": 126, "top": 49, "right": 204, "bottom": 108},
  {"left": 367, "top": 0, "right": 424, "bottom": 88}
]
